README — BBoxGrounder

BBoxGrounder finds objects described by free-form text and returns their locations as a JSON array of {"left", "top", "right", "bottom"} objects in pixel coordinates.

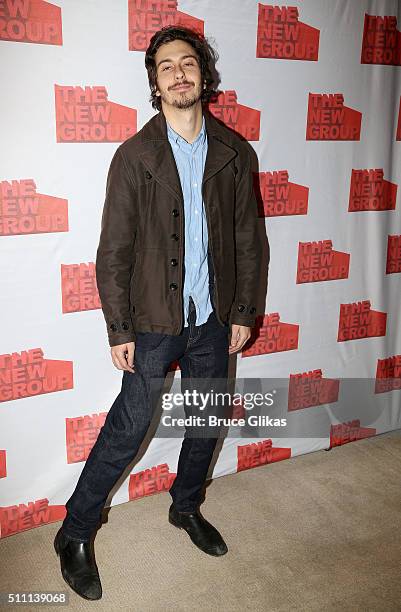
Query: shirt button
[
  {"left": 195, "top": 210, "right": 198, "bottom": 215},
  {"left": 194, "top": 237, "right": 198, "bottom": 241},
  {"left": 193, "top": 183, "right": 197, "bottom": 187}
]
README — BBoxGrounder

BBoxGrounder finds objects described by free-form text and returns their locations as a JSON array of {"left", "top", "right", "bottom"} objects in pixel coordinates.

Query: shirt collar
[{"left": 166, "top": 114, "right": 206, "bottom": 151}]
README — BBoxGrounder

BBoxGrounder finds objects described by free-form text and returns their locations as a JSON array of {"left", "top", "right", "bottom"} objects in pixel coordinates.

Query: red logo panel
[
  {"left": 256, "top": 170, "right": 308, "bottom": 217},
  {"left": 129, "top": 463, "right": 176, "bottom": 499},
  {"left": 349, "top": 169, "right": 397, "bottom": 212},
  {"left": 297, "top": 240, "right": 350, "bottom": 283},
  {"left": 361, "top": 13, "right": 401, "bottom": 65},
  {"left": 0, "top": 498, "right": 66, "bottom": 538},
  {"left": 306, "top": 93, "right": 361, "bottom": 140},
  {"left": 208, "top": 91, "right": 260, "bottom": 140},
  {"left": 0, "top": 179, "right": 68, "bottom": 236},
  {"left": 0, "top": 0, "right": 62, "bottom": 45},
  {"left": 0, "top": 450, "right": 6, "bottom": 478},
  {"left": 375, "top": 355, "right": 401, "bottom": 393},
  {"left": 128, "top": 0, "right": 203, "bottom": 51},
  {"left": 256, "top": 4, "right": 319, "bottom": 60},
  {"left": 55, "top": 85, "right": 137, "bottom": 143},
  {"left": 288, "top": 369, "right": 339, "bottom": 411},
  {"left": 330, "top": 420, "right": 376, "bottom": 447},
  {"left": 0, "top": 348, "right": 73, "bottom": 402},
  {"left": 237, "top": 439, "right": 291, "bottom": 472},
  {"left": 386, "top": 235, "right": 401, "bottom": 274},
  {"left": 242, "top": 313, "right": 299, "bottom": 357},
  {"left": 61, "top": 263, "right": 101, "bottom": 313},
  {"left": 338, "top": 301, "right": 386, "bottom": 342},
  {"left": 66, "top": 413, "right": 107, "bottom": 463}
]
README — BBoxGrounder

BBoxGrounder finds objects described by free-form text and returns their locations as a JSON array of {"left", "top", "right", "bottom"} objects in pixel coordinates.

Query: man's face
[{"left": 154, "top": 39, "right": 204, "bottom": 110}]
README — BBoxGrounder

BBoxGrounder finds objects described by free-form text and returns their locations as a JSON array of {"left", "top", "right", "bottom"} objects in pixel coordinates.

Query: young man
[{"left": 54, "top": 26, "right": 262, "bottom": 601}]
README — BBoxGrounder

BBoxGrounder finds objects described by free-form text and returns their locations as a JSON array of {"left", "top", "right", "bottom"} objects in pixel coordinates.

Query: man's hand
[
  {"left": 111, "top": 341, "right": 135, "bottom": 372},
  {"left": 229, "top": 324, "right": 251, "bottom": 354}
]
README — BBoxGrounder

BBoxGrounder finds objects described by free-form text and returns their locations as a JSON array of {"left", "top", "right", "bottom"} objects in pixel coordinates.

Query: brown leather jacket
[{"left": 96, "top": 107, "right": 262, "bottom": 347}]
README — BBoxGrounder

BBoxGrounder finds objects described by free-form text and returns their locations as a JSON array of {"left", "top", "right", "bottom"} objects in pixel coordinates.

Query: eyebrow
[{"left": 156, "top": 54, "right": 199, "bottom": 69}]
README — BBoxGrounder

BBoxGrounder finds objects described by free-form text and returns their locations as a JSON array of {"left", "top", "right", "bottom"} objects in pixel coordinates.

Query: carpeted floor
[{"left": 1, "top": 429, "right": 401, "bottom": 611}]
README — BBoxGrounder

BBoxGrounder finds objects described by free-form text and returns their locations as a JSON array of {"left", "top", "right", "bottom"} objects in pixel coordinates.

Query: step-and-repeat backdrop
[{"left": 1, "top": 0, "right": 401, "bottom": 538}]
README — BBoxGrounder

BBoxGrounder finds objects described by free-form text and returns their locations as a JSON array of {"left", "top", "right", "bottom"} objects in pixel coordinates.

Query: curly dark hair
[{"left": 144, "top": 25, "right": 218, "bottom": 111}]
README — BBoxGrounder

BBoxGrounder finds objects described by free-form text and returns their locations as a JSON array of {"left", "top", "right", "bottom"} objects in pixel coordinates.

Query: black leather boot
[
  {"left": 54, "top": 527, "right": 102, "bottom": 600},
  {"left": 168, "top": 504, "right": 228, "bottom": 556}
]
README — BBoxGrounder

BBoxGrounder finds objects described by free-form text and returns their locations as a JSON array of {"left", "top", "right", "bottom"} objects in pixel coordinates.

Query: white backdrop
[{"left": 1, "top": 0, "right": 401, "bottom": 538}]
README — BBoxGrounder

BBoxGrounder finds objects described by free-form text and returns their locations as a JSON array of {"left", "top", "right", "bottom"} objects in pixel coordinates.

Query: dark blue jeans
[{"left": 61, "top": 296, "right": 230, "bottom": 541}]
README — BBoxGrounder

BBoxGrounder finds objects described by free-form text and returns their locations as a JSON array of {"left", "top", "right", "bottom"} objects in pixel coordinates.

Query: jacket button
[
  {"left": 172, "top": 209, "right": 179, "bottom": 217},
  {"left": 170, "top": 283, "right": 178, "bottom": 291},
  {"left": 237, "top": 304, "right": 246, "bottom": 313},
  {"left": 249, "top": 307, "right": 256, "bottom": 314},
  {"left": 145, "top": 170, "right": 152, "bottom": 179},
  {"left": 110, "top": 323, "right": 118, "bottom": 332},
  {"left": 121, "top": 321, "right": 129, "bottom": 330},
  {"left": 170, "top": 258, "right": 178, "bottom": 266},
  {"left": 171, "top": 233, "right": 179, "bottom": 241}
]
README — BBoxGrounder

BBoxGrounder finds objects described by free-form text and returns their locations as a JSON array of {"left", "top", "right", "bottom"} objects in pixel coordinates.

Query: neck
[{"left": 161, "top": 102, "right": 203, "bottom": 144}]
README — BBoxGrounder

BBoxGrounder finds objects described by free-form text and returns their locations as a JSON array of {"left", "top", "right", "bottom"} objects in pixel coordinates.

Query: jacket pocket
[
  {"left": 133, "top": 249, "right": 174, "bottom": 325},
  {"left": 130, "top": 252, "right": 142, "bottom": 312}
]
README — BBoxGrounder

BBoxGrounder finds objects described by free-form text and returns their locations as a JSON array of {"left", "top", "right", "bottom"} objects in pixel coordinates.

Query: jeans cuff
[{"left": 60, "top": 526, "right": 91, "bottom": 543}]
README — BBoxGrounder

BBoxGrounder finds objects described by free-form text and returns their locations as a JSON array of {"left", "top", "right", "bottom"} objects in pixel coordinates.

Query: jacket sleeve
[
  {"left": 229, "top": 145, "right": 262, "bottom": 329},
  {"left": 96, "top": 146, "right": 137, "bottom": 347}
]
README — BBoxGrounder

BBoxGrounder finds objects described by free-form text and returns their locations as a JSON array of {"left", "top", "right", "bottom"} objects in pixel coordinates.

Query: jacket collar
[{"left": 137, "top": 107, "right": 237, "bottom": 203}]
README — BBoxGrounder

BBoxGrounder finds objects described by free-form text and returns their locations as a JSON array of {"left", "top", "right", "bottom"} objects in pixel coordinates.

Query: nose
[{"left": 174, "top": 65, "right": 185, "bottom": 80}]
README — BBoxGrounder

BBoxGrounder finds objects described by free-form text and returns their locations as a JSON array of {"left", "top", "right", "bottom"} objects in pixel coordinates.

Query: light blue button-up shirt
[{"left": 166, "top": 114, "right": 213, "bottom": 327}]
